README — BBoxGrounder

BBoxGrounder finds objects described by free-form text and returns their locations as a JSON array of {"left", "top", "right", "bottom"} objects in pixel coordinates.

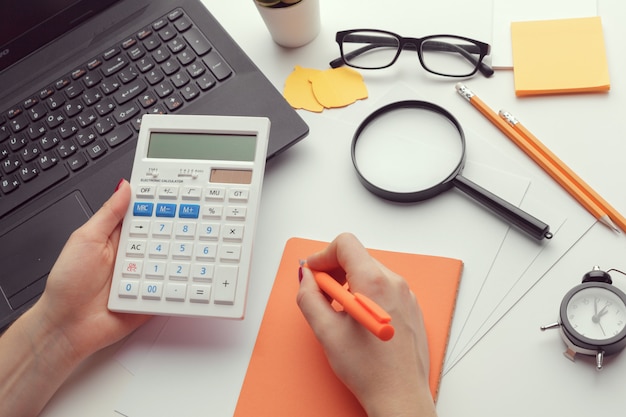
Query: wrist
[
  {"left": 0, "top": 303, "right": 86, "bottom": 416},
  {"left": 362, "top": 385, "right": 437, "bottom": 417},
  {"left": 27, "top": 300, "right": 88, "bottom": 370}
]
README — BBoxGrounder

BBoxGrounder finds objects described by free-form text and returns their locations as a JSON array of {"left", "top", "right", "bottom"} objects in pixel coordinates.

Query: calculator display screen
[{"left": 147, "top": 132, "right": 257, "bottom": 161}]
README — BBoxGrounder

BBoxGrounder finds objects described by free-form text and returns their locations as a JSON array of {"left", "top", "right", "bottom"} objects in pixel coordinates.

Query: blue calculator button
[
  {"left": 179, "top": 204, "right": 200, "bottom": 219},
  {"left": 156, "top": 203, "right": 177, "bottom": 217},
  {"left": 133, "top": 202, "right": 154, "bottom": 216}
]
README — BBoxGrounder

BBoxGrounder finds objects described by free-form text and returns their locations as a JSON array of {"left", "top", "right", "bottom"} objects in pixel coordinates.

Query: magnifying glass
[{"left": 351, "top": 100, "right": 552, "bottom": 241}]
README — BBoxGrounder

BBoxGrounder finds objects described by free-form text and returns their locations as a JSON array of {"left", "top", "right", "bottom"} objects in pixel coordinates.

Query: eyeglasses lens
[
  {"left": 421, "top": 36, "right": 481, "bottom": 77},
  {"left": 341, "top": 31, "right": 400, "bottom": 69}
]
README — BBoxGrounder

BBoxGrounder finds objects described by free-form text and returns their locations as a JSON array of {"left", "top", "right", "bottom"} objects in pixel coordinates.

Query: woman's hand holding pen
[{"left": 297, "top": 233, "right": 437, "bottom": 417}]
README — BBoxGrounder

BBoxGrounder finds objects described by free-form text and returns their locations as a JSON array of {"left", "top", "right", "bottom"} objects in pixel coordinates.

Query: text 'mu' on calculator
[{"left": 107, "top": 114, "right": 269, "bottom": 319}]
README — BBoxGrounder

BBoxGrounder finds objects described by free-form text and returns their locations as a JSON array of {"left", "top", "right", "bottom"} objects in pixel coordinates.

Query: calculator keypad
[{"left": 117, "top": 184, "right": 249, "bottom": 306}]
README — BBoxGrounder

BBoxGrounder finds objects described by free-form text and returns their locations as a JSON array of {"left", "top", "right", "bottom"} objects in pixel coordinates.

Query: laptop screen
[{"left": 0, "top": 0, "right": 122, "bottom": 72}]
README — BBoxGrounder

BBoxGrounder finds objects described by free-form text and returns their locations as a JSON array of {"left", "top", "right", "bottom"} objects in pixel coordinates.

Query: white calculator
[{"left": 107, "top": 114, "right": 270, "bottom": 319}]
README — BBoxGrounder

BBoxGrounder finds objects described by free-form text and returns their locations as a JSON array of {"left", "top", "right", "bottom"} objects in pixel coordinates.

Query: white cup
[{"left": 254, "top": 0, "right": 321, "bottom": 48}]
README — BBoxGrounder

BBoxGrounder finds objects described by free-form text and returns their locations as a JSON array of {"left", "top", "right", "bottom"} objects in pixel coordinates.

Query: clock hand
[
  {"left": 593, "top": 298, "right": 602, "bottom": 322},
  {"left": 598, "top": 303, "right": 610, "bottom": 318}
]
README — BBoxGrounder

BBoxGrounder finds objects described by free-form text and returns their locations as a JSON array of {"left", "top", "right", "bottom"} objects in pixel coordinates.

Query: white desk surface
[{"left": 40, "top": 0, "right": 626, "bottom": 416}]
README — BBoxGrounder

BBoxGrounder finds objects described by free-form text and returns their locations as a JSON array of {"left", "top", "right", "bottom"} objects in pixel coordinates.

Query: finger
[
  {"left": 80, "top": 180, "right": 131, "bottom": 240},
  {"left": 307, "top": 233, "right": 382, "bottom": 289},
  {"left": 296, "top": 267, "right": 339, "bottom": 339}
]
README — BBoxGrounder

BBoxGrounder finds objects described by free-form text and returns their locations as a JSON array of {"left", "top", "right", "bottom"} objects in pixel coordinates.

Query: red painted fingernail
[
  {"left": 298, "top": 266, "right": 303, "bottom": 282},
  {"left": 115, "top": 179, "right": 125, "bottom": 192}
]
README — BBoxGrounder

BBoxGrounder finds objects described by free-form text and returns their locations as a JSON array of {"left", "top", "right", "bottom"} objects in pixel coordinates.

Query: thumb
[
  {"left": 296, "top": 267, "right": 337, "bottom": 338},
  {"left": 81, "top": 179, "right": 131, "bottom": 239}
]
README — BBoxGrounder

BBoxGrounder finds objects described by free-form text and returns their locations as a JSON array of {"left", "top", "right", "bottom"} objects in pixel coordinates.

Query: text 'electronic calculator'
[{"left": 107, "top": 114, "right": 270, "bottom": 319}]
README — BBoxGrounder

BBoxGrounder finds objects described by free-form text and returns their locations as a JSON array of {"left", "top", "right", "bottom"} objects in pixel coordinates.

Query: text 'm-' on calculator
[{"left": 107, "top": 114, "right": 269, "bottom": 319}]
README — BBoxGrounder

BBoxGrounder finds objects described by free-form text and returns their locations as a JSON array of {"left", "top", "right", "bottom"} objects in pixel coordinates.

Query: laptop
[{"left": 0, "top": 0, "right": 309, "bottom": 330}]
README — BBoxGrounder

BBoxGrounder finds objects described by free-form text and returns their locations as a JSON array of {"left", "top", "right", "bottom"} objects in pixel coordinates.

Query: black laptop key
[
  {"left": 28, "top": 104, "right": 47, "bottom": 122},
  {"left": 0, "top": 124, "right": 9, "bottom": 142},
  {"left": 19, "top": 163, "right": 39, "bottom": 182},
  {"left": 8, "top": 135, "right": 27, "bottom": 152},
  {"left": 168, "top": 38, "right": 186, "bottom": 54},
  {"left": 202, "top": 51, "right": 232, "bottom": 81},
  {"left": 168, "top": 8, "right": 185, "bottom": 23},
  {"left": 94, "top": 116, "right": 115, "bottom": 134},
  {"left": 9, "top": 114, "right": 28, "bottom": 133},
  {"left": 103, "top": 56, "right": 129, "bottom": 77},
  {"left": 38, "top": 153, "right": 58, "bottom": 170},
  {"left": 114, "top": 79, "right": 148, "bottom": 105},
  {"left": 40, "top": 134, "right": 60, "bottom": 151},
  {"left": 173, "top": 16, "right": 192, "bottom": 33},
  {"left": 95, "top": 100, "right": 116, "bottom": 117},
  {"left": 2, "top": 156, "right": 21, "bottom": 174},
  {"left": 143, "top": 34, "right": 161, "bottom": 51},
  {"left": 83, "top": 72, "right": 103, "bottom": 88},
  {"left": 104, "top": 125, "right": 133, "bottom": 147},
  {"left": 20, "top": 144, "right": 40, "bottom": 162},
  {"left": 67, "top": 153, "right": 88, "bottom": 171},
  {"left": 0, "top": 177, "right": 19, "bottom": 194},
  {"left": 113, "top": 101, "right": 141, "bottom": 124},
  {"left": 184, "top": 27, "right": 212, "bottom": 56},
  {"left": 86, "top": 140, "right": 108, "bottom": 160},
  {"left": 57, "top": 141, "right": 78, "bottom": 158},
  {"left": 158, "top": 27, "right": 177, "bottom": 43}
]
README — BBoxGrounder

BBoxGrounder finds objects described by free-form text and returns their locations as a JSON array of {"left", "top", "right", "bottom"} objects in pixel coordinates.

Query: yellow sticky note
[
  {"left": 511, "top": 16, "right": 610, "bottom": 96},
  {"left": 283, "top": 66, "right": 368, "bottom": 112},
  {"left": 283, "top": 65, "right": 324, "bottom": 112},
  {"left": 309, "top": 67, "right": 368, "bottom": 108}
]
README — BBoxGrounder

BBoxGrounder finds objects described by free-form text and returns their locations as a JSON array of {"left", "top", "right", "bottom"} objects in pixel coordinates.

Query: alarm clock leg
[
  {"left": 563, "top": 347, "right": 576, "bottom": 362},
  {"left": 596, "top": 351, "right": 604, "bottom": 371}
]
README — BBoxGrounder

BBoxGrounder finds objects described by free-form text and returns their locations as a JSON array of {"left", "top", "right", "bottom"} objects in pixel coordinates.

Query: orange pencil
[
  {"left": 304, "top": 263, "right": 395, "bottom": 341},
  {"left": 455, "top": 83, "right": 621, "bottom": 233},
  {"left": 498, "top": 109, "right": 625, "bottom": 233}
]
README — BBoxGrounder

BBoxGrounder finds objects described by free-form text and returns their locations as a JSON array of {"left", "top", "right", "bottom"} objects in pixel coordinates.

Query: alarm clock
[{"left": 541, "top": 266, "right": 626, "bottom": 370}]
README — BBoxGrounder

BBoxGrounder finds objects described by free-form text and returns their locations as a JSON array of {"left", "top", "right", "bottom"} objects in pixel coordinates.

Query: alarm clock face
[{"left": 565, "top": 285, "right": 626, "bottom": 342}]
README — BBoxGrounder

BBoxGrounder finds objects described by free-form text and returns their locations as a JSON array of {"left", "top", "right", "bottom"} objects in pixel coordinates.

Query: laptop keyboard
[{"left": 0, "top": 8, "right": 233, "bottom": 218}]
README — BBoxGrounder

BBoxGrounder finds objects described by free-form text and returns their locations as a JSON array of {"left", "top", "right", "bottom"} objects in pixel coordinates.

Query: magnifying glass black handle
[{"left": 453, "top": 175, "right": 553, "bottom": 240}]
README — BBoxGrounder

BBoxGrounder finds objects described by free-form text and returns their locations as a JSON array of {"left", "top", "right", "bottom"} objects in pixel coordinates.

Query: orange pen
[{"left": 305, "top": 265, "right": 395, "bottom": 341}]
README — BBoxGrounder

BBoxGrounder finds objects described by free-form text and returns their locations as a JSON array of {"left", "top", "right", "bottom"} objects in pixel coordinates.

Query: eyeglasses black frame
[{"left": 330, "top": 29, "right": 494, "bottom": 78}]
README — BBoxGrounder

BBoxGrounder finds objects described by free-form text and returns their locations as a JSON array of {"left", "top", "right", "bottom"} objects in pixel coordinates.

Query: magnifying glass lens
[{"left": 353, "top": 108, "right": 464, "bottom": 194}]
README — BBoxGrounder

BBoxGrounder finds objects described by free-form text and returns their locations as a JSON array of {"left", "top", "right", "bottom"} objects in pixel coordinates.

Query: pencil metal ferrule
[
  {"left": 455, "top": 82, "right": 474, "bottom": 101},
  {"left": 498, "top": 110, "right": 518, "bottom": 126}
]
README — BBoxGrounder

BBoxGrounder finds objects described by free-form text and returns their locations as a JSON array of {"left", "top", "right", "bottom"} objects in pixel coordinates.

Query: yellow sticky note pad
[
  {"left": 511, "top": 16, "right": 610, "bottom": 97},
  {"left": 283, "top": 66, "right": 324, "bottom": 113},
  {"left": 283, "top": 66, "right": 368, "bottom": 112}
]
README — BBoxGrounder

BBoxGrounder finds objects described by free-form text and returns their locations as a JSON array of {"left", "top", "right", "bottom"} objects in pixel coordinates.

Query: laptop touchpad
[{"left": 0, "top": 191, "right": 92, "bottom": 309}]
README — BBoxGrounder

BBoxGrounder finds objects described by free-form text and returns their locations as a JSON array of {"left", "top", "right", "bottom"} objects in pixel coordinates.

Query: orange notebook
[{"left": 234, "top": 237, "right": 463, "bottom": 417}]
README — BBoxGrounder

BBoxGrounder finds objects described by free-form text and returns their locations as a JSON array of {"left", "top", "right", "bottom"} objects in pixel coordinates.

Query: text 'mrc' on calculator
[{"left": 107, "top": 114, "right": 270, "bottom": 319}]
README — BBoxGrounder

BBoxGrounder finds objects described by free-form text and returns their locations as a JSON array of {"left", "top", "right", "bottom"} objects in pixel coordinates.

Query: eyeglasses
[{"left": 330, "top": 29, "right": 494, "bottom": 78}]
